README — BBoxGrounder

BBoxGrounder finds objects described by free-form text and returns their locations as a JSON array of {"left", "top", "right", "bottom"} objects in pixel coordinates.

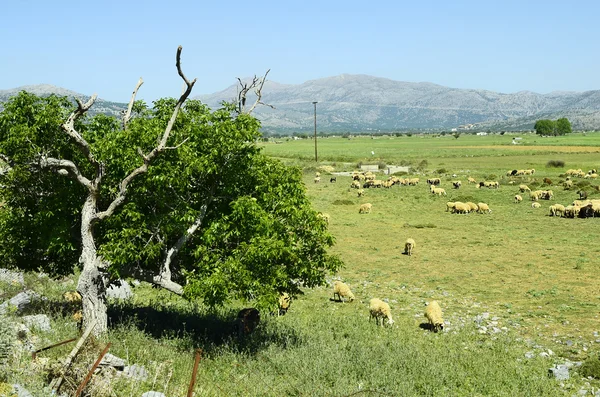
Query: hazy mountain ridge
[{"left": 3, "top": 76, "right": 600, "bottom": 132}]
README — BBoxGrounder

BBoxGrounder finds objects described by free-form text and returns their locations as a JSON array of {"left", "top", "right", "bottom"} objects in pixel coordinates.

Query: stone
[
  {"left": 99, "top": 353, "right": 126, "bottom": 369},
  {"left": 141, "top": 392, "right": 166, "bottom": 397},
  {"left": 22, "top": 315, "right": 51, "bottom": 332},
  {"left": 548, "top": 364, "right": 570, "bottom": 380},
  {"left": 106, "top": 280, "right": 133, "bottom": 300},
  {"left": 12, "top": 384, "right": 34, "bottom": 397},
  {"left": 525, "top": 352, "right": 535, "bottom": 359},
  {"left": 0, "top": 291, "right": 37, "bottom": 314},
  {"left": 0, "top": 269, "right": 24, "bottom": 285},
  {"left": 123, "top": 364, "right": 148, "bottom": 381}
]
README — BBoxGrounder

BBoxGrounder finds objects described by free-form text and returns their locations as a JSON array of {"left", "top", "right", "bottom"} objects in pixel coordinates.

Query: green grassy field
[{"left": 2, "top": 132, "right": 600, "bottom": 396}]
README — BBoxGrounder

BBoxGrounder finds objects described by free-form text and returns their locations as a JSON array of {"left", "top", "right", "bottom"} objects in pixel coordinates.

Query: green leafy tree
[
  {"left": 0, "top": 48, "right": 342, "bottom": 334},
  {"left": 534, "top": 119, "right": 556, "bottom": 136},
  {"left": 556, "top": 118, "right": 572, "bottom": 135}
]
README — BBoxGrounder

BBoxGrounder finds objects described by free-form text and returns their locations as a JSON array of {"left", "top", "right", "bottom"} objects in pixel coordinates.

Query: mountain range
[{"left": 2, "top": 76, "right": 600, "bottom": 132}]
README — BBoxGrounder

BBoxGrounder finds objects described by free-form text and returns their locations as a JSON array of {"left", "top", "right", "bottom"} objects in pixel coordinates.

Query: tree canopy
[
  {"left": 0, "top": 87, "right": 342, "bottom": 330},
  {"left": 534, "top": 118, "right": 572, "bottom": 136}
]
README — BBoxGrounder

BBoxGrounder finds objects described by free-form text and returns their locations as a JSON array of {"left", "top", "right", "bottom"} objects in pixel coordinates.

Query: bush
[
  {"left": 357, "top": 161, "right": 363, "bottom": 169},
  {"left": 399, "top": 160, "right": 411, "bottom": 166},
  {"left": 378, "top": 162, "right": 387, "bottom": 170},
  {"left": 393, "top": 171, "right": 408, "bottom": 176},
  {"left": 577, "top": 181, "right": 591, "bottom": 189},
  {"left": 435, "top": 168, "right": 448, "bottom": 175},
  {"left": 332, "top": 199, "right": 355, "bottom": 206},
  {"left": 546, "top": 160, "right": 565, "bottom": 168},
  {"left": 580, "top": 355, "right": 600, "bottom": 379}
]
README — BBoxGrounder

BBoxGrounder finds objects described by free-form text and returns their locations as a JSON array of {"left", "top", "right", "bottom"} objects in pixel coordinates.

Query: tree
[
  {"left": 556, "top": 118, "right": 572, "bottom": 135},
  {"left": 534, "top": 119, "right": 556, "bottom": 136},
  {"left": 0, "top": 47, "right": 342, "bottom": 335}
]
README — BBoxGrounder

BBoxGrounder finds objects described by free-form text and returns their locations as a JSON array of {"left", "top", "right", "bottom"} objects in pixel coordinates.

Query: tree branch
[
  {"left": 96, "top": 46, "right": 197, "bottom": 221},
  {"left": 123, "top": 77, "right": 144, "bottom": 129},
  {"left": 61, "top": 95, "right": 100, "bottom": 175},
  {"left": 38, "top": 156, "right": 93, "bottom": 188},
  {"left": 0, "top": 154, "right": 13, "bottom": 172},
  {"left": 246, "top": 69, "right": 272, "bottom": 114}
]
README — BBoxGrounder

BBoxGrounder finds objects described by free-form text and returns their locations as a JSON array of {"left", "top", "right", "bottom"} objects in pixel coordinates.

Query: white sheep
[
  {"left": 452, "top": 202, "right": 470, "bottom": 214},
  {"left": 531, "top": 202, "right": 541, "bottom": 208},
  {"left": 466, "top": 202, "right": 479, "bottom": 213},
  {"left": 445, "top": 202, "right": 455, "bottom": 212},
  {"left": 477, "top": 203, "right": 491, "bottom": 214},
  {"left": 333, "top": 281, "right": 355, "bottom": 302},
  {"left": 357, "top": 189, "right": 365, "bottom": 197},
  {"left": 514, "top": 194, "right": 523, "bottom": 203},
  {"left": 314, "top": 176, "right": 321, "bottom": 183},
  {"left": 549, "top": 204, "right": 565, "bottom": 217},
  {"left": 359, "top": 203, "right": 372, "bottom": 214},
  {"left": 467, "top": 177, "right": 476, "bottom": 184},
  {"left": 432, "top": 187, "right": 447, "bottom": 196},
  {"left": 404, "top": 238, "right": 416, "bottom": 256},
  {"left": 424, "top": 300, "right": 444, "bottom": 332},
  {"left": 369, "top": 298, "right": 394, "bottom": 326},
  {"left": 519, "top": 184, "right": 531, "bottom": 193}
]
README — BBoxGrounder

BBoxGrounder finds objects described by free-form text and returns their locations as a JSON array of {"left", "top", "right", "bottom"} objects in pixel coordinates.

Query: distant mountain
[
  {"left": 3, "top": 77, "right": 600, "bottom": 132},
  {"left": 195, "top": 74, "right": 600, "bottom": 132},
  {"left": 0, "top": 85, "right": 126, "bottom": 117}
]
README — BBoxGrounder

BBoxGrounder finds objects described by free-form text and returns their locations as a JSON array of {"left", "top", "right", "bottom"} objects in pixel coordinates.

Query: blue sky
[{"left": 1, "top": 0, "right": 598, "bottom": 102}]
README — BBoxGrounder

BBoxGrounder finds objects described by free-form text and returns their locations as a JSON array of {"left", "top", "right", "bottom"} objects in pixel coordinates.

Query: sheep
[
  {"left": 427, "top": 177, "right": 441, "bottom": 185},
  {"left": 529, "top": 191, "right": 541, "bottom": 201},
  {"left": 333, "top": 281, "right": 355, "bottom": 302},
  {"left": 432, "top": 187, "right": 447, "bottom": 196},
  {"left": 514, "top": 194, "right": 523, "bottom": 203},
  {"left": 452, "top": 181, "right": 462, "bottom": 189},
  {"left": 408, "top": 178, "right": 419, "bottom": 186},
  {"left": 465, "top": 202, "right": 478, "bottom": 213},
  {"left": 467, "top": 177, "right": 476, "bottom": 184},
  {"left": 564, "top": 205, "right": 582, "bottom": 218},
  {"left": 477, "top": 203, "right": 491, "bottom": 214},
  {"left": 540, "top": 190, "right": 554, "bottom": 200},
  {"left": 531, "top": 202, "right": 541, "bottom": 208},
  {"left": 330, "top": 177, "right": 337, "bottom": 183},
  {"left": 315, "top": 172, "right": 321, "bottom": 177},
  {"left": 519, "top": 184, "right": 531, "bottom": 193},
  {"left": 549, "top": 204, "right": 565, "bottom": 217},
  {"left": 318, "top": 212, "right": 330, "bottom": 224},
  {"left": 563, "top": 180, "right": 573, "bottom": 189},
  {"left": 404, "top": 238, "right": 416, "bottom": 256},
  {"left": 314, "top": 176, "right": 321, "bottom": 183},
  {"left": 278, "top": 293, "right": 291, "bottom": 316},
  {"left": 424, "top": 301, "right": 444, "bottom": 332},
  {"left": 357, "top": 189, "right": 365, "bottom": 197},
  {"left": 236, "top": 308, "right": 260, "bottom": 336},
  {"left": 543, "top": 178, "right": 552, "bottom": 185},
  {"left": 445, "top": 202, "right": 455, "bottom": 212},
  {"left": 452, "top": 202, "right": 470, "bottom": 214},
  {"left": 369, "top": 298, "right": 394, "bottom": 326},
  {"left": 359, "top": 203, "right": 372, "bottom": 214},
  {"left": 351, "top": 180, "right": 361, "bottom": 189},
  {"left": 577, "top": 190, "right": 588, "bottom": 200}
]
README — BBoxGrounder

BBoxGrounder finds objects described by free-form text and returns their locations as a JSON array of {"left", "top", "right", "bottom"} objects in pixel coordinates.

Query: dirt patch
[{"left": 447, "top": 145, "right": 600, "bottom": 153}]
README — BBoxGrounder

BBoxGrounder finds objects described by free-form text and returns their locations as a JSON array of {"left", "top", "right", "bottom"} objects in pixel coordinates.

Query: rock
[
  {"left": 0, "top": 269, "right": 24, "bottom": 285},
  {"left": 123, "top": 364, "right": 148, "bottom": 381},
  {"left": 106, "top": 280, "right": 133, "bottom": 300},
  {"left": 548, "top": 364, "right": 570, "bottom": 380},
  {"left": 99, "top": 353, "right": 126, "bottom": 369},
  {"left": 539, "top": 352, "right": 549, "bottom": 358},
  {"left": 0, "top": 291, "right": 38, "bottom": 314},
  {"left": 525, "top": 352, "right": 535, "bottom": 359},
  {"left": 12, "top": 384, "right": 34, "bottom": 397},
  {"left": 578, "top": 389, "right": 588, "bottom": 396},
  {"left": 141, "top": 392, "right": 166, "bottom": 397},
  {"left": 567, "top": 340, "right": 574, "bottom": 347},
  {"left": 22, "top": 315, "right": 51, "bottom": 332},
  {"left": 131, "top": 279, "right": 141, "bottom": 287}
]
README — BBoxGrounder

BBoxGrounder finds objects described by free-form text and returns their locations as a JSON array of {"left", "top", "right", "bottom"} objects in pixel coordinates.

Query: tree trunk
[{"left": 77, "top": 195, "right": 108, "bottom": 335}]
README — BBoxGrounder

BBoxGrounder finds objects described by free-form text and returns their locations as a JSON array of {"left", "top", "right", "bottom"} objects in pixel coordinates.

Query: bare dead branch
[
  {"left": 96, "top": 46, "right": 197, "bottom": 221},
  {"left": 247, "top": 69, "right": 271, "bottom": 114},
  {"left": 164, "top": 136, "right": 190, "bottom": 150},
  {"left": 38, "top": 156, "right": 92, "bottom": 188},
  {"left": 61, "top": 95, "right": 99, "bottom": 171},
  {"left": 123, "top": 77, "right": 144, "bottom": 129}
]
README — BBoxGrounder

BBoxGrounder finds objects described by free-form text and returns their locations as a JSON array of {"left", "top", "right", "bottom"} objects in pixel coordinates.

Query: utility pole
[{"left": 312, "top": 101, "right": 318, "bottom": 162}]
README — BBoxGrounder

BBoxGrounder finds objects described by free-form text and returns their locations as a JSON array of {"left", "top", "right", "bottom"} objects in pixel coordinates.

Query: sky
[{"left": 1, "top": 0, "right": 599, "bottom": 103}]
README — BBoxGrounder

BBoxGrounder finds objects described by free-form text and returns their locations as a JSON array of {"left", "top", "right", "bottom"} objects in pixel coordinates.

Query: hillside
[{"left": 3, "top": 77, "right": 600, "bottom": 132}]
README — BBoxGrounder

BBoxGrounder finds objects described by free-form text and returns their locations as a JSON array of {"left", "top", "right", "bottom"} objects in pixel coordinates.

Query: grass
[{"left": 3, "top": 132, "right": 600, "bottom": 395}]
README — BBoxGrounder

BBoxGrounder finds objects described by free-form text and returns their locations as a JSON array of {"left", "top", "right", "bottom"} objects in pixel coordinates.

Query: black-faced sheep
[
  {"left": 359, "top": 203, "right": 372, "bottom": 214},
  {"left": 357, "top": 189, "right": 365, "bottom": 197},
  {"left": 452, "top": 181, "right": 462, "bottom": 189},
  {"left": 330, "top": 177, "right": 337, "bottom": 183},
  {"left": 425, "top": 301, "right": 444, "bottom": 332},
  {"left": 404, "top": 238, "right": 416, "bottom": 256},
  {"left": 314, "top": 176, "right": 321, "bottom": 183},
  {"left": 577, "top": 190, "right": 588, "bottom": 200},
  {"left": 514, "top": 194, "right": 523, "bottom": 203},
  {"left": 427, "top": 178, "right": 441, "bottom": 185},
  {"left": 333, "top": 281, "right": 355, "bottom": 302},
  {"left": 369, "top": 298, "right": 394, "bottom": 326}
]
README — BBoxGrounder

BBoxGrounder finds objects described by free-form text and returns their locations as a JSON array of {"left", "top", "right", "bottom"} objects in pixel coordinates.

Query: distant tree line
[{"left": 534, "top": 118, "right": 572, "bottom": 136}]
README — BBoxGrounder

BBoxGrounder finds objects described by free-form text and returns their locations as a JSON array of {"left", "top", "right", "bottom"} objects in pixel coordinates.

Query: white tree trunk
[{"left": 76, "top": 195, "right": 108, "bottom": 335}]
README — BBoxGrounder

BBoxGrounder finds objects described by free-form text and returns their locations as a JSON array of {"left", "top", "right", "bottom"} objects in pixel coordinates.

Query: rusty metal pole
[
  {"left": 74, "top": 342, "right": 111, "bottom": 397},
  {"left": 187, "top": 349, "right": 202, "bottom": 397},
  {"left": 312, "top": 101, "right": 318, "bottom": 162},
  {"left": 32, "top": 337, "right": 77, "bottom": 359}
]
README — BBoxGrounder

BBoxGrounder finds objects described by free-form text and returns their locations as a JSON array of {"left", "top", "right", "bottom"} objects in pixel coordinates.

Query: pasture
[{"left": 2, "top": 132, "right": 600, "bottom": 396}]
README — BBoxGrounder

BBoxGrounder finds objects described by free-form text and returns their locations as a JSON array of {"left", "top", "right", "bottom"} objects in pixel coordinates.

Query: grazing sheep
[
  {"left": 351, "top": 180, "right": 361, "bottom": 189},
  {"left": 330, "top": 177, "right": 337, "bottom": 183},
  {"left": 514, "top": 194, "right": 523, "bottom": 203},
  {"left": 452, "top": 202, "right": 470, "bottom": 214},
  {"left": 314, "top": 176, "right": 321, "bottom": 183},
  {"left": 357, "top": 189, "right": 365, "bottom": 197},
  {"left": 359, "top": 203, "right": 372, "bottom": 214},
  {"left": 477, "top": 203, "right": 491, "bottom": 213},
  {"left": 427, "top": 177, "right": 441, "bottom": 185},
  {"left": 425, "top": 301, "right": 444, "bottom": 332},
  {"left": 369, "top": 298, "right": 394, "bottom": 327},
  {"left": 431, "top": 187, "right": 447, "bottom": 196},
  {"left": 452, "top": 181, "right": 462, "bottom": 189},
  {"left": 543, "top": 178, "right": 552, "bottom": 185},
  {"left": 531, "top": 202, "right": 541, "bottom": 208},
  {"left": 408, "top": 178, "right": 420, "bottom": 186},
  {"left": 278, "top": 293, "right": 291, "bottom": 316},
  {"left": 445, "top": 202, "right": 455, "bottom": 212},
  {"left": 333, "top": 281, "right": 355, "bottom": 302},
  {"left": 519, "top": 184, "right": 531, "bottom": 193},
  {"left": 404, "top": 238, "right": 416, "bottom": 256},
  {"left": 236, "top": 308, "right": 260, "bottom": 336},
  {"left": 467, "top": 177, "right": 476, "bottom": 184},
  {"left": 563, "top": 180, "right": 573, "bottom": 189},
  {"left": 466, "top": 202, "right": 479, "bottom": 212},
  {"left": 529, "top": 191, "right": 541, "bottom": 201},
  {"left": 549, "top": 204, "right": 565, "bottom": 217},
  {"left": 577, "top": 190, "right": 588, "bottom": 200},
  {"left": 315, "top": 172, "right": 321, "bottom": 177}
]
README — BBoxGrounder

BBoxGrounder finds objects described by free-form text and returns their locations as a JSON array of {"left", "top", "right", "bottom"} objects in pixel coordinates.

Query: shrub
[
  {"left": 378, "top": 162, "right": 387, "bottom": 170},
  {"left": 576, "top": 181, "right": 591, "bottom": 189},
  {"left": 357, "top": 161, "right": 363, "bottom": 169},
  {"left": 393, "top": 171, "right": 408, "bottom": 176},
  {"left": 399, "top": 160, "right": 411, "bottom": 166},
  {"left": 579, "top": 355, "right": 600, "bottom": 379},
  {"left": 546, "top": 160, "right": 565, "bottom": 168},
  {"left": 435, "top": 168, "right": 448, "bottom": 175},
  {"left": 332, "top": 199, "right": 355, "bottom": 206}
]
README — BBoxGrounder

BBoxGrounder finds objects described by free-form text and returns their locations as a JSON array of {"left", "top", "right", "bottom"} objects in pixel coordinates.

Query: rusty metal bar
[
  {"left": 187, "top": 349, "right": 202, "bottom": 397},
  {"left": 32, "top": 337, "right": 77, "bottom": 359},
  {"left": 74, "top": 342, "right": 111, "bottom": 397}
]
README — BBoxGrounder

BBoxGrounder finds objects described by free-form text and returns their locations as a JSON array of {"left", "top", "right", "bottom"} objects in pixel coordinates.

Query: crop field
[{"left": 2, "top": 132, "right": 600, "bottom": 396}]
